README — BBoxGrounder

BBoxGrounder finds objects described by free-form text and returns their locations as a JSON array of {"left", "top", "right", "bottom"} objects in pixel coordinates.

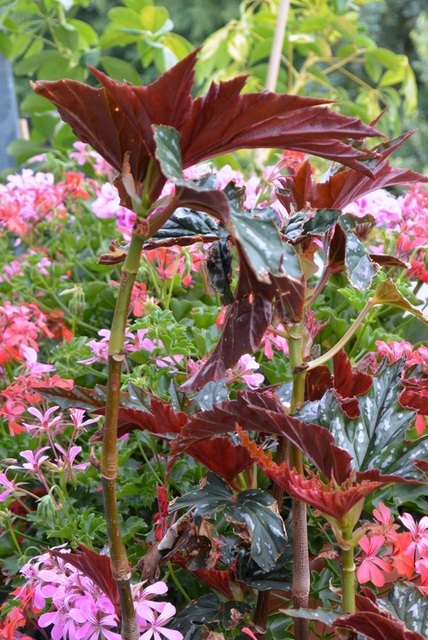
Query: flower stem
[
  {"left": 102, "top": 231, "right": 146, "bottom": 640},
  {"left": 304, "top": 300, "right": 373, "bottom": 371}
]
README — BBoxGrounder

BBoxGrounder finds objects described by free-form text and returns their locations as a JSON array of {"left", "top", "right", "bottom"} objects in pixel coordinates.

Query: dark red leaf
[
  {"left": 34, "top": 50, "right": 384, "bottom": 204},
  {"left": 277, "top": 132, "right": 428, "bottom": 215},
  {"left": 334, "top": 587, "right": 426, "bottom": 640},
  {"left": 328, "top": 223, "right": 347, "bottom": 271},
  {"left": 399, "top": 376, "right": 428, "bottom": 415},
  {"left": 168, "top": 389, "right": 353, "bottom": 485},
  {"left": 171, "top": 554, "right": 240, "bottom": 599},
  {"left": 236, "top": 430, "right": 392, "bottom": 523},
  {"left": 305, "top": 366, "right": 332, "bottom": 401},
  {"left": 332, "top": 349, "right": 373, "bottom": 418},
  {"left": 49, "top": 544, "right": 120, "bottom": 613}
]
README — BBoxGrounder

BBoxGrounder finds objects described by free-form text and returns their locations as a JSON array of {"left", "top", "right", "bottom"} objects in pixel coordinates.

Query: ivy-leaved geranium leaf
[
  {"left": 205, "top": 240, "right": 234, "bottom": 306},
  {"left": 149, "top": 207, "right": 218, "bottom": 241},
  {"left": 226, "top": 488, "right": 287, "bottom": 571},
  {"left": 387, "top": 582, "right": 428, "bottom": 638},
  {"left": 372, "top": 279, "right": 428, "bottom": 326},
  {"left": 301, "top": 208, "right": 342, "bottom": 236},
  {"left": 342, "top": 228, "right": 379, "bottom": 290},
  {"left": 171, "top": 473, "right": 287, "bottom": 571},
  {"left": 317, "top": 359, "right": 428, "bottom": 479}
]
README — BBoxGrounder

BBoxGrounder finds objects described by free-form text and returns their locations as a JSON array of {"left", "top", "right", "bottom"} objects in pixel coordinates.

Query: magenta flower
[
  {"left": 69, "top": 597, "right": 121, "bottom": 640},
  {"left": 23, "top": 405, "right": 63, "bottom": 433},
  {"left": 356, "top": 535, "right": 391, "bottom": 588},
  {"left": 133, "top": 582, "right": 169, "bottom": 623},
  {"left": 20, "top": 345, "right": 55, "bottom": 375},
  {"left": 138, "top": 603, "right": 183, "bottom": 640}
]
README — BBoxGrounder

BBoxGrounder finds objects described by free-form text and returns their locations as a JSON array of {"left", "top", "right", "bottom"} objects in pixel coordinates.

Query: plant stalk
[
  {"left": 341, "top": 529, "right": 356, "bottom": 614},
  {"left": 265, "top": 0, "right": 291, "bottom": 92},
  {"left": 102, "top": 231, "right": 146, "bottom": 640},
  {"left": 288, "top": 334, "right": 310, "bottom": 640}
]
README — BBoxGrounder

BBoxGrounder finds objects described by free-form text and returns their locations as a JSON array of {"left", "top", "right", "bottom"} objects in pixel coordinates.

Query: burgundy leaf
[
  {"left": 328, "top": 223, "right": 347, "bottom": 271},
  {"left": 49, "top": 545, "right": 120, "bottom": 613},
  {"left": 305, "top": 366, "right": 332, "bottom": 402},
  {"left": 332, "top": 349, "right": 373, "bottom": 418},
  {"left": 168, "top": 389, "right": 353, "bottom": 485},
  {"left": 171, "top": 553, "right": 240, "bottom": 599},
  {"left": 277, "top": 132, "right": 428, "bottom": 215},
  {"left": 236, "top": 430, "right": 393, "bottom": 523},
  {"left": 34, "top": 50, "right": 384, "bottom": 204},
  {"left": 334, "top": 587, "right": 426, "bottom": 640},
  {"left": 399, "top": 376, "right": 428, "bottom": 415}
]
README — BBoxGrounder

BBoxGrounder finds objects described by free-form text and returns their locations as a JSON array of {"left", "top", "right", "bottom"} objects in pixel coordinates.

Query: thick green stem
[
  {"left": 341, "top": 529, "right": 356, "bottom": 614},
  {"left": 288, "top": 334, "right": 310, "bottom": 640},
  {"left": 102, "top": 232, "right": 145, "bottom": 640}
]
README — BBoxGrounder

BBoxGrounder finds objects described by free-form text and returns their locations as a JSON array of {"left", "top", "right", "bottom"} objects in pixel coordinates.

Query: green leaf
[
  {"left": 343, "top": 230, "right": 379, "bottom": 290},
  {"left": 372, "top": 280, "right": 428, "bottom": 326},
  {"left": 302, "top": 209, "right": 342, "bottom": 235},
  {"left": 69, "top": 19, "right": 98, "bottom": 47},
  {"left": 99, "top": 56, "right": 142, "bottom": 85},
  {"left": 54, "top": 24, "right": 79, "bottom": 51},
  {"left": 108, "top": 6, "right": 143, "bottom": 29},
  {"left": 20, "top": 93, "right": 54, "bottom": 115},
  {"left": 317, "top": 359, "right": 428, "bottom": 478},
  {"left": 227, "top": 30, "right": 249, "bottom": 62},
  {"left": 6, "top": 140, "right": 47, "bottom": 165},
  {"left": 140, "top": 5, "right": 169, "bottom": 33},
  {"left": 171, "top": 473, "right": 287, "bottom": 571},
  {"left": 283, "top": 608, "right": 345, "bottom": 625},
  {"left": 387, "top": 582, "right": 428, "bottom": 636}
]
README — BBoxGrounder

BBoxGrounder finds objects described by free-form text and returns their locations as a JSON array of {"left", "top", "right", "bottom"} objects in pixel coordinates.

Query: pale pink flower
[
  {"left": 398, "top": 512, "right": 428, "bottom": 557},
  {"left": 138, "top": 602, "right": 182, "bottom": 640},
  {"left": 92, "top": 182, "right": 128, "bottom": 219},
  {"left": 226, "top": 354, "right": 264, "bottom": 389},
  {"left": 54, "top": 443, "right": 90, "bottom": 473},
  {"left": 20, "top": 345, "right": 55, "bottom": 375},
  {"left": 70, "top": 407, "right": 102, "bottom": 431},
  {"left": 22, "top": 405, "right": 62, "bottom": 433},
  {"left": 0, "top": 472, "right": 18, "bottom": 501},
  {"left": 10, "top": 447, "right": 50, "bottom": 473},
  {"left": 344, "top": 189, "right": 402, "bottom": 229}
]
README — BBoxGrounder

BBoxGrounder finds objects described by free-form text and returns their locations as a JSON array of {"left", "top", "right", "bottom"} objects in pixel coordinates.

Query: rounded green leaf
[{"left": 99, "top": 55, "right": 142, "bottom": 85}]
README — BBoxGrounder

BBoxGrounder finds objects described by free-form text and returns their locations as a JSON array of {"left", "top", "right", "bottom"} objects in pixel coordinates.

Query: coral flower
[{"left": 356, "top": 535, "right": 391, "bottom": 587}]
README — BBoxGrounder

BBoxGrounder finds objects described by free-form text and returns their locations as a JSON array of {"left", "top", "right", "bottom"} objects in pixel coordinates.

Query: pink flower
[
  {"left": 69, "top": 597, "right": 121, "bottom": 640},
  {"left": 10, "top": 447, "right": 50, "bottom": 474},
  {"left": 356, "top": 535, "right": 391, "bottom": 587},
  {"left": 92, "top": 182, "right": 129, "bottom": 220},
  {"left": 398, "top": 512, "right": 428, "bottom": 557},
  {"left": 54, "top": 444, "right": 90, "bottom": 474},
  {"left": 20, "top": 345, "right": 55, "bottom": 375},
  {"left": 70, "top": 408, "right": 102, "bottom": 432},
  {"left": 0, "top": 472, "right": 18, "bottom": 501},
  {"left": 133, "top": 582, "right": 169, "bottom": 623},
  {"left": 138, "top": 602, "right": 182, "bottom": 640},
  {"left": 22, "top": 405, "right": 63, "bottom": 433},
  {"left": 344, "top": 189, "right": 402, "bottom": 229},
  {"left": 373, "top": 502, "right": 393, "bottom": 525},
  {"left": 226, "top": 354, "right": 264, "bottom": 389}
]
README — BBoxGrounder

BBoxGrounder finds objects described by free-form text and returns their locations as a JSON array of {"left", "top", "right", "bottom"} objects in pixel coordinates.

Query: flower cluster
[
  {"left": 356, "top": 503, "right": 428, "bottom": 595},
  {"left": 7, "top": 550, "right": 183, "bottom": 640},
  {"left": 0, "top": 169, "right": 94, "bottom": 240}
]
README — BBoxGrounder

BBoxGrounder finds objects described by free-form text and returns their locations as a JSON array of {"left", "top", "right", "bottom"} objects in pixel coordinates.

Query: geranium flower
[
  {"left": 386, "top": 530, "right": 415, "bottom": 579},
  {"left": 22, "top": 405, "right": 63, "bottom": 433},
  {"left": 10, "top": 447, "right": 50, "bottom": 474},
  {"left": 372, "top": 502, "right": 393, "bottom": 525},
  {"left": 398, "top": 512, "right": 428, "bottom": 557},
  {"left": 138, "top": 602, "right": 182, "bottom": 640},
  {"left": 69, "top": 597, "right": 121, "bottom": 640},
  {"left": 226, "top": 354, "right": 264, "bottom": 389},
  {"left": 356, "top": 535, "right": 391, "bottom": 587}
]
